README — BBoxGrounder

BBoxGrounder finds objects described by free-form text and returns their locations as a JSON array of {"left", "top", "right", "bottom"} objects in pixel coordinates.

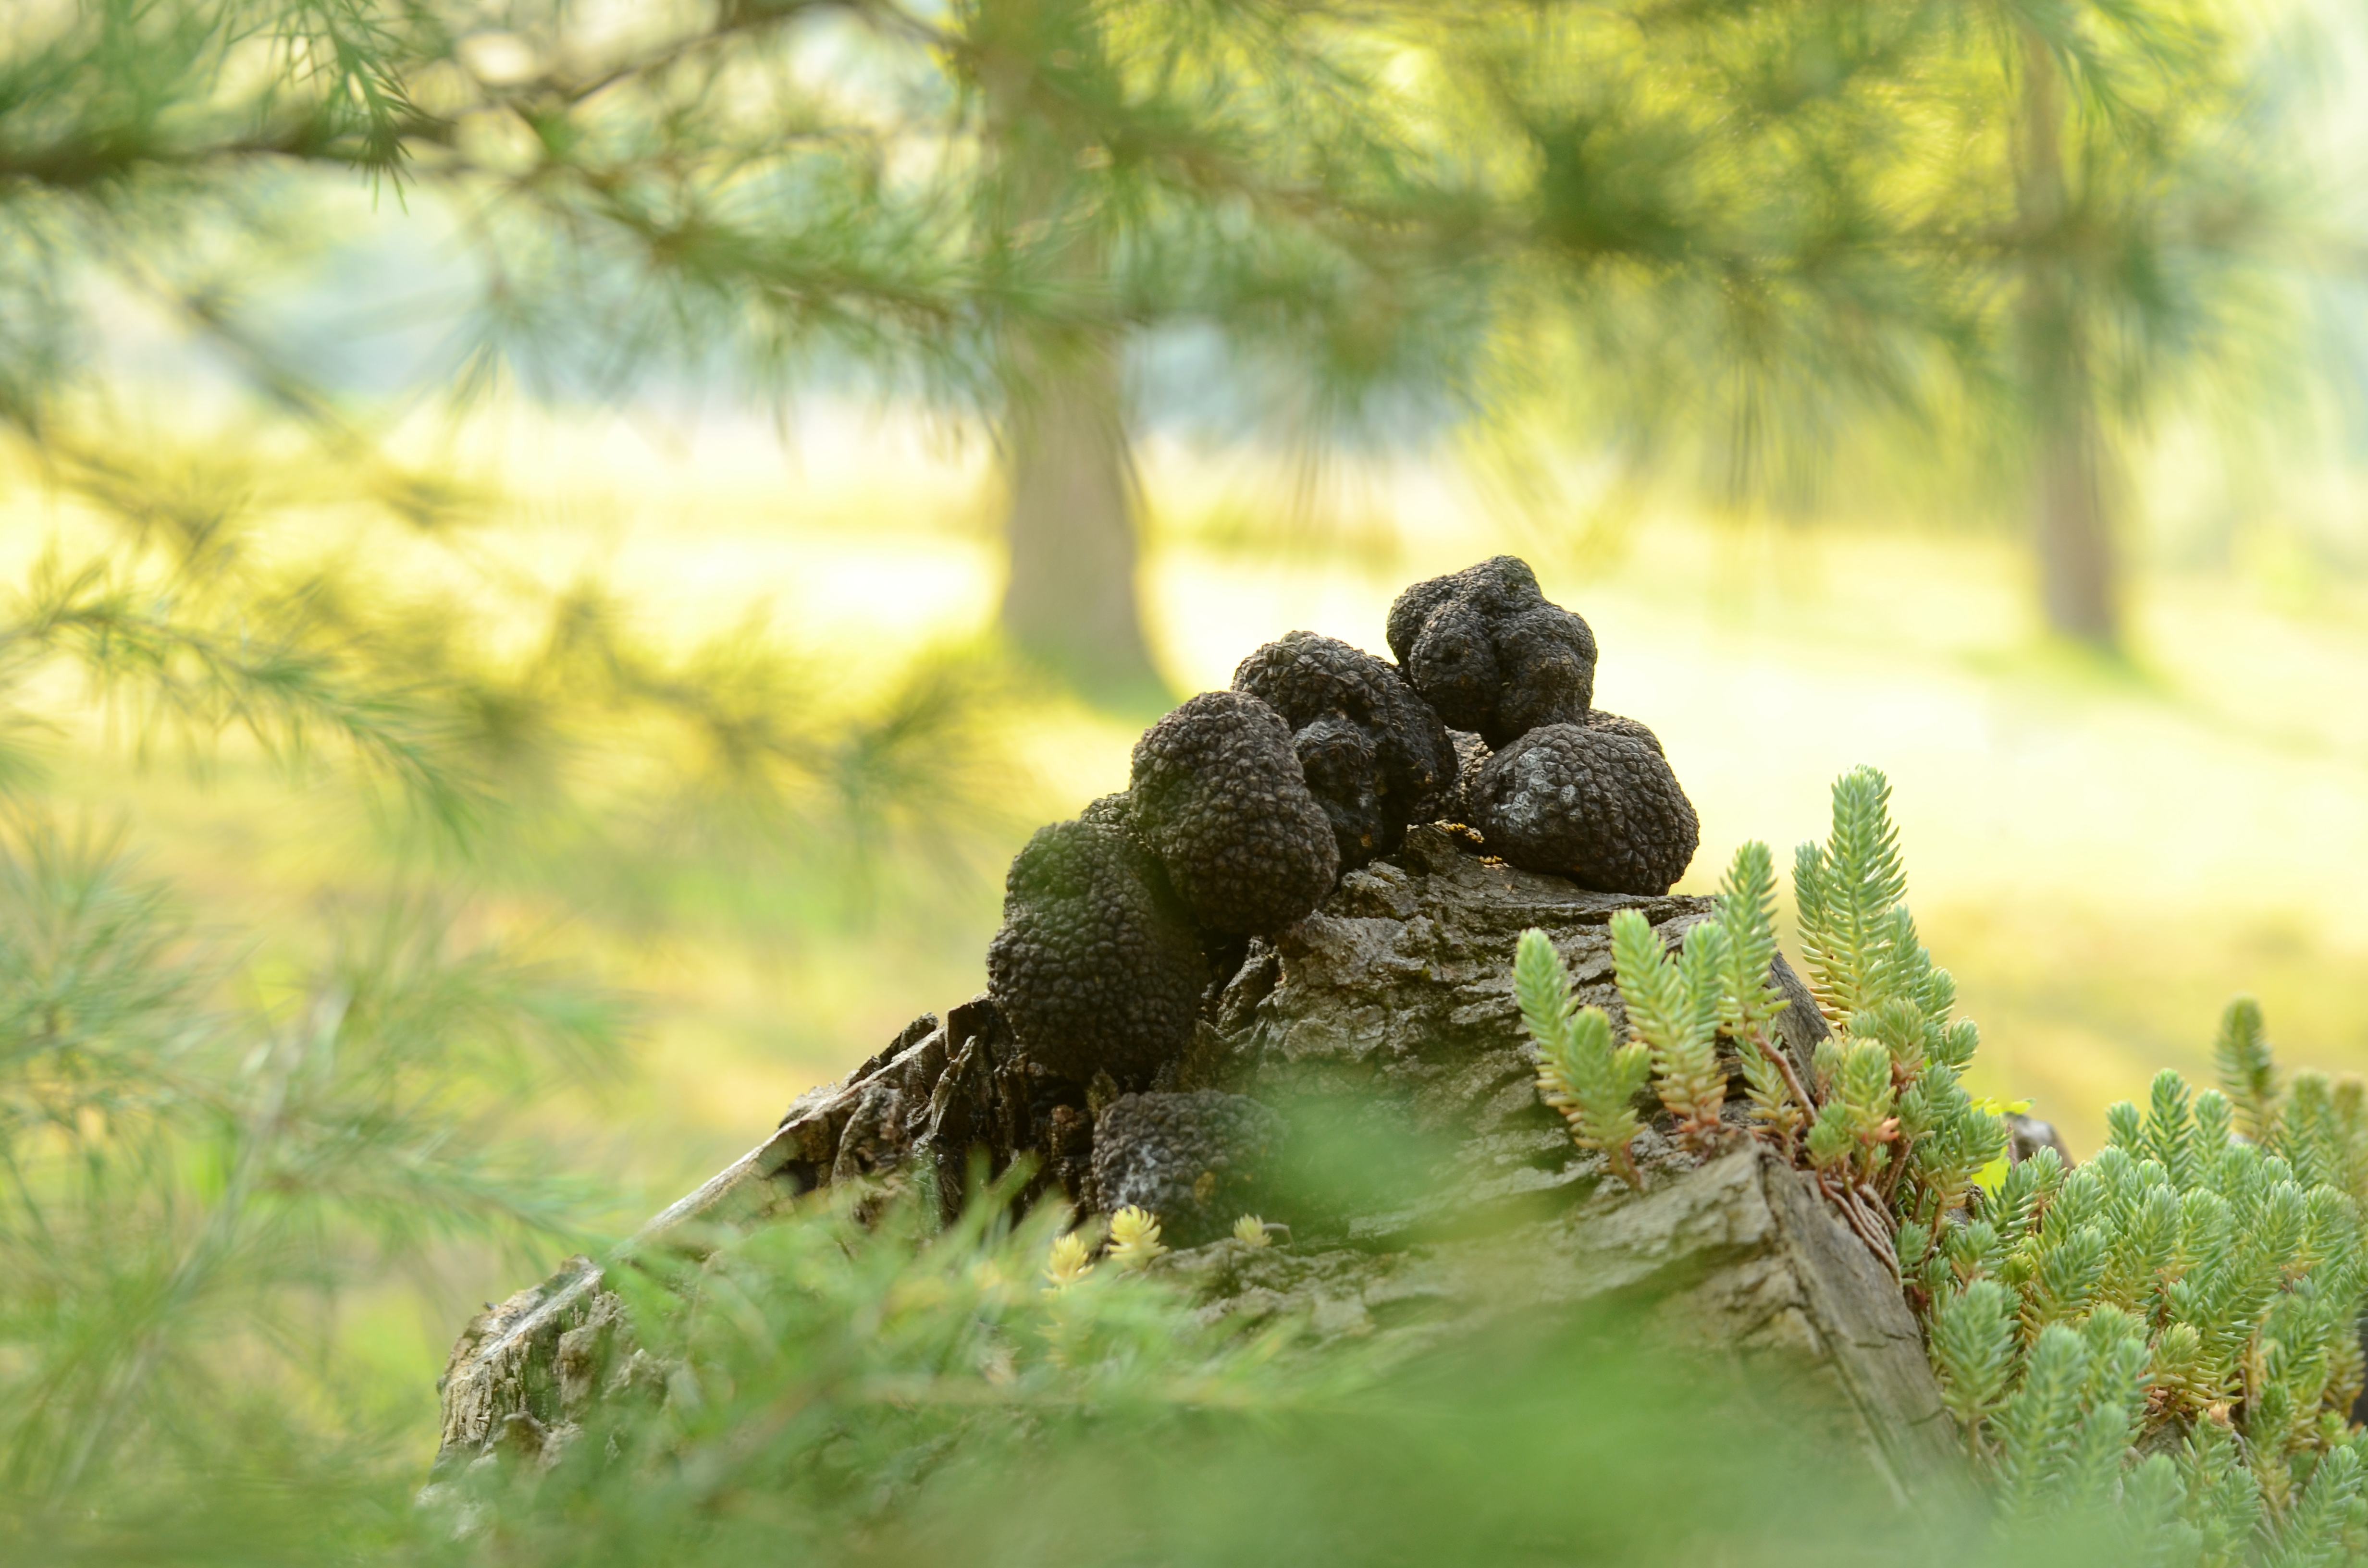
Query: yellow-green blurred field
[{"left": 12, "top": 401, "right": 2368, "bottom": 1217}]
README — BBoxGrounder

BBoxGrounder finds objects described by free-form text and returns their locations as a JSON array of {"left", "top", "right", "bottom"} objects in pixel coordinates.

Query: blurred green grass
[{"left": 7, "top": 399, "right": 2367, "bottom": 1449}]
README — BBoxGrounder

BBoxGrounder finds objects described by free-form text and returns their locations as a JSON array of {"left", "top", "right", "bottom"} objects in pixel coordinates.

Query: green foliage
[
  {"left": 0, "top": 329, "right": 1040, "bottom": 1560},
  {"left": 1926, "top": 1010, "right": 2368, "bottom": 1557},
  {"left": 1793, "top": 766, "right": 1908, "bottom": 1033},
  {"left": 1516, "top": 928, "right": 1650, "bottom": 1188},
  {"left": 1704, "top": 844, "right": 1805, "bottom": 1149},
  {"left": 3, "top": 1137, "right": 2073, "bottom": 1567},
  {"left": 0, "top": 812, "right": 618, "bottom": 1507},
  {"left": 0, "top": 0, "right": 2318, "bottom": 658},
  {"left": 2220, "top": 997, "right": 2282, "bottom": 1146},
  {"left": 407, "top": 1180, "right": 2047, "bottom": 1568},
  {"left": 1526, "top": 764, "right": 2368, "bottom": 1558},
  {"left": 1912, "top": 1030, "right": 2368, "bottom": 1557},
  {"left": 1932, "top": 1277, "right": 2016, "bottom": 1437},
  {"left": 493, "top": 1182, "right": 1336, "bottom": 1551},
  {"left": 1987, "top": 1313, "right": 2150, "bottom": 1519},
  {"left": 1782, "top": 769, "right": 1998, "bottom": 1221},
  {"left": 1609, "top": 907, "right": 1727, "bottom": 1154}
]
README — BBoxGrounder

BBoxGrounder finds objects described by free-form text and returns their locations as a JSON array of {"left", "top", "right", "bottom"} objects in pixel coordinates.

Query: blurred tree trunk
[
  {"left": 999, "top": 331, "right": 1163, "bottom": 702},
  {"left": 2017, "top": 32, "right": 2123, "bottom": 649},
  {"left": 976, "top": 0, "right": 1167, "bottom": 704}
]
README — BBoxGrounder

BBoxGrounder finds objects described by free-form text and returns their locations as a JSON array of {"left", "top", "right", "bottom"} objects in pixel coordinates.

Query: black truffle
[
  {"left": 1467, "top": 713, "right": 1698, "bottom": 894},
  {"left": 1088, "top": 788, "right": 1260, "bottom": 980},
  {"left": 1384, "top": 556, "right": 1597, "bottom": 747},
  {"left": 1232, "top": 631, "right": 1455, "bottom": 868},
  {"left": 1128, "top": 690, "right": 1340, "bottom": 935},
  {"left": 1091, "top": 1090, "right": 1286, "bottom": 1247},
  {"left": 986, "top": 817, "right": 1209, "bottom": 1082}
]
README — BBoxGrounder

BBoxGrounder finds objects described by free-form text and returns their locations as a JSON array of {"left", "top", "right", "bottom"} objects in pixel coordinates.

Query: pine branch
[{"left": 0, "top": 556, "right": 477, "bottom": 829}]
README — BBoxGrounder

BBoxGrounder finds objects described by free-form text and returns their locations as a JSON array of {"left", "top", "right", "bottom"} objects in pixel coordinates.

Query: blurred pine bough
[
  {"left": 0, "top": 370, "right": 1051, "bottom": 1547},
  {"left": 0, "top": 517, "right": 1048, "bottom": 1549},
  {"left": 0, "top": 218, "right": 1046, "bottom": 1559},
  {"left": 0, "top": 0, "right": 2317, "bottom": 690},
  {"left": 0, "top": 811, "right": 620, "bottom": 1510},
  {"left": 0, "top": 458, "right": 1036, "bottom": 926}
]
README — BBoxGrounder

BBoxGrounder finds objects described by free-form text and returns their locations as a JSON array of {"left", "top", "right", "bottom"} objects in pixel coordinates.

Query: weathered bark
[
  {"left": 2019, "top": 29, "right": 2123, "bottom": 648},
  {"left": 436, "top": 826, "right": 1957, "bottom": 1494},
  {"left": 976, "top": 0, "right": 1166, "bottom": 701}
]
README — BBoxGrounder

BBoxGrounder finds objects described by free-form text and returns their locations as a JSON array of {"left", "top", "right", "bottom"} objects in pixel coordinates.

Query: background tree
[
  {"left": 8, "top": 0, "right": 2314, "bottom": 687},
  {"left": 1444, "top": 0, "right": 2313, "bottom": 652},
  {"left": 1997, "top": 2, "right": 2300, "bottom": 648},
  {"left": 387, "top": 0, "right": 1494, "bottom": 703}
]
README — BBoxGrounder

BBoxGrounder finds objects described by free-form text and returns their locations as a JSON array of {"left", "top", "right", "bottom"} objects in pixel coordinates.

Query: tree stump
[{"left": 435, "top": 827, "right": 1956, "bottom": 1495}]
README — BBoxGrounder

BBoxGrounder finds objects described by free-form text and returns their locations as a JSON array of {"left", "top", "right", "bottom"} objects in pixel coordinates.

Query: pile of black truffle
[{"left": 987, "top": 556, "right": 1699, "bottom": 1092}]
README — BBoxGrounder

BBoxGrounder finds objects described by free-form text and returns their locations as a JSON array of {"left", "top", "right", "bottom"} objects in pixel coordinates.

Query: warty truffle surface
[
  {"left": 1468, "top": 713, "right": 1698, "bottom": 894},
  {"left": 986, "top": 817, "right": 1209, "bottom": 1083},
  {"left": 1232, "top": 631, "right": 1455, "bottom": 867},
  {"left": 1384, "top": 556, "right": 1598, "bottom": 747},
  {"left": 1091, "top": 1090, "right": 1286, "bottom": 1247},
  {"left": 1127, "top": 690, "right": 1341, "bottom": 935}
]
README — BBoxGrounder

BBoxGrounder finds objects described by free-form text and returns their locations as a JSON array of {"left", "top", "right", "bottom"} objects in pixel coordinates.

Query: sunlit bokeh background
[{"left": 15, "top": 395, "right": 2366, "bottom": 1188}]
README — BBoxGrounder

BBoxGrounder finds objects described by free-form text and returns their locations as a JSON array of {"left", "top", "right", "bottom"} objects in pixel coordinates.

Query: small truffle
[
  {"left": 1128, "top": 690, "right": 1340, "bottom": 935},
  {"left": 1091, "top": 1090, "right": 1286, "bottom": 1247},
  {"left": 1078, "top": 790, "right": 1136, "bottom": 832},
  {"left": 1232, "top": 631, "right": 1455, "bottom": 868},
  {"left": 1579, "top": 709, "right": 1663, "bottom": 749},
  {"left": 1384, "top": 556, "right": 1598, "bottom": 746},
  {"left": 1467, "top": 713, "right": 1698, "bottom": 894},
  {"left": 986, "top": 817, "right": 1210, "bottom": 1082}
]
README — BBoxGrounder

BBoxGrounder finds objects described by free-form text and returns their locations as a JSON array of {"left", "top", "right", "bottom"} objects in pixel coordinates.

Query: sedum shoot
[{"left": 1515, "top": 928, "right": 1652, "bottom": 1188}]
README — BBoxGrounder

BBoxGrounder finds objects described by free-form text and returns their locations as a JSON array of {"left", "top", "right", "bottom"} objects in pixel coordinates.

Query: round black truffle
[
  {"left": 1467, "top": 713, "right": 1698, "bottom": 894},
  {"left": 1091, "top": 1090, "right": 1286, "bottom": 1247},
  {"left": 1232, "top": 631, "right": 1455, "bottom": 868},
  {"left": 986, "top": 817, "right": 1210, "bottom": 1082},
  {"left": 1128, "top": 690, "right": 1340, "bottom": 936},
  {"left": 1384, "top": 556, "right": 1597, "bottom": 747}
]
